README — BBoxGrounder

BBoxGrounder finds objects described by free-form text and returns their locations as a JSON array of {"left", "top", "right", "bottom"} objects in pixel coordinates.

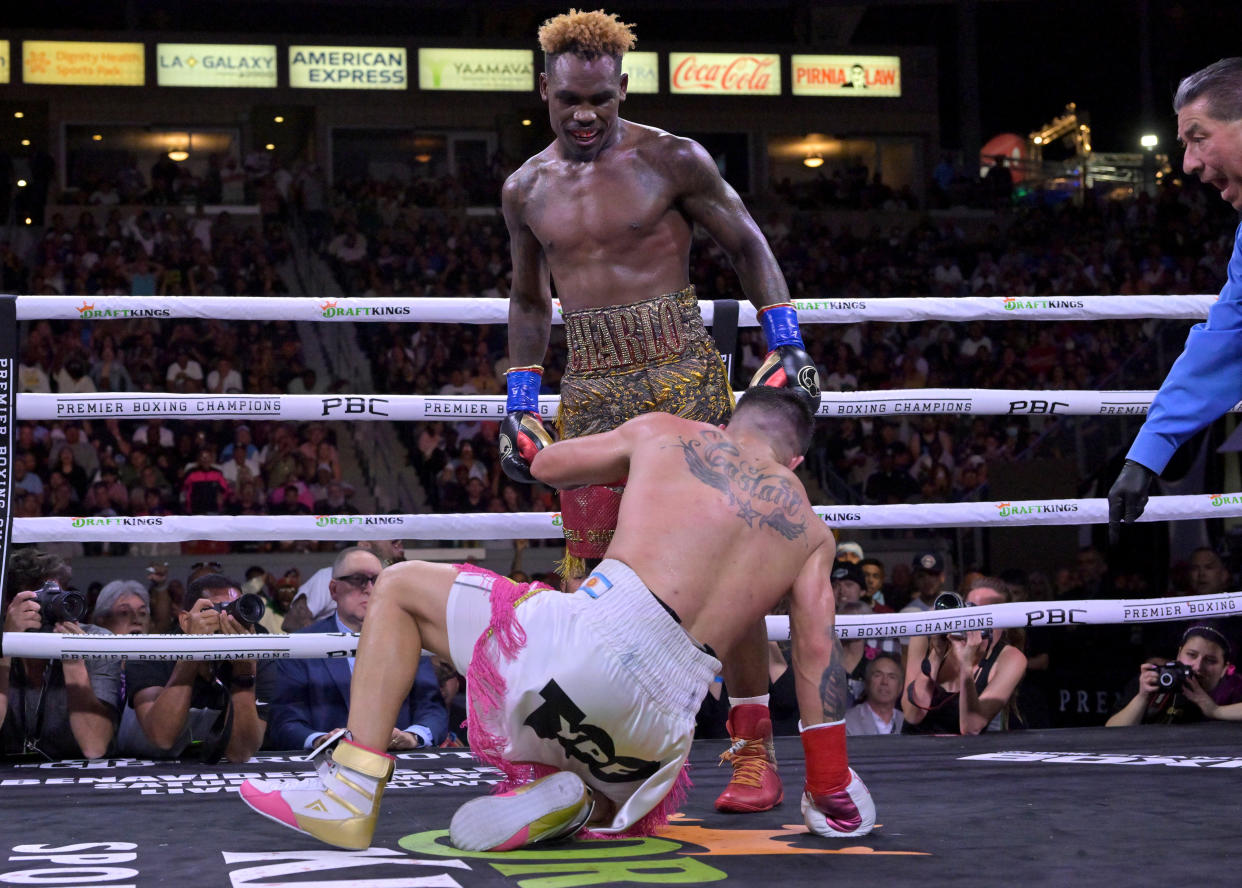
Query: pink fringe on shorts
[{"left": 456, "top": 563, "right": 690, "bottom": 838}]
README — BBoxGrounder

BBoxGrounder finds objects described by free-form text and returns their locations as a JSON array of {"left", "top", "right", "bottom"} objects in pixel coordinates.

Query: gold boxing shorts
[{"left": 557, "top": 287, "right": 733, "bottom": 564}]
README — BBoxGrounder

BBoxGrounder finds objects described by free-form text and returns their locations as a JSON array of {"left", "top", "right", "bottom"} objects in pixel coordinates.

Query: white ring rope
[
  {"left": 12, "top": 293, "right": 1216, "bottom": 324},
  {"left": 15, "top": 493, "right": 1242, "bottom": 542},
  {"left": 19, "top": 389, "right": 1199, "bottom": 421},
  {"left": 5, "top": 590, "right": 1238, "bottom": 660}
]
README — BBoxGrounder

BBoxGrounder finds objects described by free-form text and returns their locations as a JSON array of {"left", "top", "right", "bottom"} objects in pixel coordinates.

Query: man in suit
[
  {"left": 844, "top": 653, "right": 904, "bottom": 736},
  {"left": 268, "top": 547, "right": 447, "bottom": 751}
]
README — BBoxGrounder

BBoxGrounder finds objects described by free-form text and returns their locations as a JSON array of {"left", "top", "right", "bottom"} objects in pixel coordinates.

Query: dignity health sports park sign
[
  {"left": 669, "top": 51, "right": 780, "bottom": 95},
  {"left": 156, "top": 44, "right": 277, "bottom": 88},
  {"left": 791, "top": 54, "right": 901, "bottom": 97},
  {"left": 22, "top": 41, "right": 144, "bottom": 86}
]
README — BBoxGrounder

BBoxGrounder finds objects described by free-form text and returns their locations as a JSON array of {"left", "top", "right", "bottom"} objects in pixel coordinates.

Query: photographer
[
  {"left": 118, "top": 573, "right": 273, "bottom": 761},
  {"left": 1106, "top": 625, "right": 1242, "bottom": 726},
  {"left": 902, "top": 578, "right": 1028, "bottom": 735},
  {"left": 1, "top": 549, "right": 119, "bottom": 760}
]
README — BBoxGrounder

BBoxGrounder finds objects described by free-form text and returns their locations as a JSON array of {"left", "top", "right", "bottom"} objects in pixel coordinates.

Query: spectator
[
  {"left": 836, "top": 542, "right": 864, "bottom": 564},
  {"left": 859, "top": 557, "right": 892, "bottom": 610},
  {"left": 1107, "top": 625, "right": 1242, "bottom": 726},
  {"left": 90, "top": 580, "right": 151, "bottom": 636},
  {"left": 283, "top": 539, "right": 406, "bottom": 632},
  {"left": 288, "top": 368, "right": 325, "bottom": 395},
  {"left": 220, "top": 443, "right": 260, "bottom": 488},
  {"left": 1145, "top": 548, "right": 1242, "bottom": 661},
  {"left": 831, "top": 559, "right": 866, "bottom": 611},
  {"left": 54, "top": 353, "right": 97, "bottom": 394},
  {"left": 314, "top": 481, "right": 358, "bottom": 515},
  {"left": 844, "top": 654, "right": 905, "bottom": 736},
  {"left": 117, "top": 572, "right": 272, "bottom": 761},
  {"left": 181, "top": 448, "right": 232, "bottom": 514},
  {"left": 900, "top": 552, "right": 948, "bottom": 615},
  {"left": 90, "top": 342, "right": 133, "bottom": 391},
  {"left": 51, "top": 424, "right": 100, "bottom": 479},
  {"left": 902, "top": 579, "right": 1028, "bottom": 735},
  {"left": 1, "top": 549, "right": 119, "bottom": 760},
  {"left": 165, "top": 347, "right": 204, "bottom": 393},
  {"left": 17, "top": 346, "right": 52, "bottom": 393},
  {"left": 267, "top": 548, "right": 447, "bottom": 750},
  {"left": 133, "top": 417, "right": 175, "bottom": 449},
  {"left": 206, "top": 357, "right": 243, "bottom": 394}
]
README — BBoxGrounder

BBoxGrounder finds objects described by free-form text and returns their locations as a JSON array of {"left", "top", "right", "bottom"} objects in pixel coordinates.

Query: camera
[
  {"left": 35, "top": 580, "right": 87, "bottom": 629},
  {"left": 1155, "top": 661, "right": 1194, "bottom": 691},
  {"left": 211, "top": 592, "right": 266, "bottom": 627},
  {"left": 933, "top": 591, "right": 964, "bottom": 610}
]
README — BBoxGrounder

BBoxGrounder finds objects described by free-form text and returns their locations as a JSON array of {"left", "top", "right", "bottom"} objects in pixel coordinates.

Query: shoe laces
[{"left": 717, "top": 737, "right": 774, "bottom": 788}]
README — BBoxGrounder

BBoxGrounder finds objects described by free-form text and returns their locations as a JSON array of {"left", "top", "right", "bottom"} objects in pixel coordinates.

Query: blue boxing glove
[
  {"left": 749, "top": 302, "right": 821, "bottom": 411},
  {"left": 500, "top": 366, "right": 553, "bottom": 484}
]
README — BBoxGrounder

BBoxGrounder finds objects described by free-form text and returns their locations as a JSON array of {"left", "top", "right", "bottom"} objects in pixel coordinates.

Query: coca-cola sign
[{"left": 669, "top": 52, "right": 780, "bottom": 95}]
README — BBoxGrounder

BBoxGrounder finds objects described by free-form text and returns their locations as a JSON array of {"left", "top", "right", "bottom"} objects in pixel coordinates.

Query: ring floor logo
[{"left": 2, "top": 842, "right": 140, "bottom": 886}]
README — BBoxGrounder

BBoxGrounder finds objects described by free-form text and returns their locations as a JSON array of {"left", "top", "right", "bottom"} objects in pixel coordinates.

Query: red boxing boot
[
  {"left": 800, "top": 720, "right": 875, "bottom": 838},
  {"left": 714, "top": 703, "right": 783, "bottom": 812}
]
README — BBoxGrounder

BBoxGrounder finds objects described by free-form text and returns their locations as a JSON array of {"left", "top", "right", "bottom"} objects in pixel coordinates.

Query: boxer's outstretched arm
[{"left": 530, "top": 419, "right": 638, "bottom": 489}]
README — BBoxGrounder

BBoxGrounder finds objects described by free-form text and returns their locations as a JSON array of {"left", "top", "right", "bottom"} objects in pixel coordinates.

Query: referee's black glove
[{"left": 1107, "top": 459, "right": 1156, "bottom": 546}]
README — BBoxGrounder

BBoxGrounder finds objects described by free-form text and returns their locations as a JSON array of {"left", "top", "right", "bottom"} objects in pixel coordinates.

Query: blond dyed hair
[{"left": 538, "top": 8, "right": 636, "bottom": 60}]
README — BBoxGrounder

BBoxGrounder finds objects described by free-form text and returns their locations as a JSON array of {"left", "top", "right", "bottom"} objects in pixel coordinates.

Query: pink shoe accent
[
  {"left": 490, "top": 826, "right": 532, "bottom": 851},
  {"left": 342, "top": 738, "right": 394, "bottom": 759},
  {"left": 240, "top": 781, "right": 299, "bottom": 828}
]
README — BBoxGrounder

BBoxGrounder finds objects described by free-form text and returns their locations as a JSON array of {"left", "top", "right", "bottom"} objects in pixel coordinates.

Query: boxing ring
[{"left": 2, "top": 292, "right": 1241, "bottom": 886}]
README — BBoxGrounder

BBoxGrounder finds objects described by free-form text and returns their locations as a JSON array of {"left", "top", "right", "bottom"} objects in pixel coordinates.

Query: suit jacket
[
  {"left": 844, "top": 702, "right": 903, "bottom": 736},
  {"left": 267, "top": 615, "right": 449, "bottom": 750}
]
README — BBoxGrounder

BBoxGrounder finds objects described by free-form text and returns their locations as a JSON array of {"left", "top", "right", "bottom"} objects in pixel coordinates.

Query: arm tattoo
[
  {"left": 818, "top": 638, "right": 850, "bottom": 721},
  {"left": 677, "top": 431, "right": 806, "bottom": 540}
]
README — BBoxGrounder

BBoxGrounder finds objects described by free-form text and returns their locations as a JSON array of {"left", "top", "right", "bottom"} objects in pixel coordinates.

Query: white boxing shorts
[{"left": 446, "top": 559, "right": 721, "bottom": 835}]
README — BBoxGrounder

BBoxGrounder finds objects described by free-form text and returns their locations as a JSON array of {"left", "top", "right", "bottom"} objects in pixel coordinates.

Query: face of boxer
[
  {"left": 540, "top": 52, "right": 628, "bottom": 162},
  {"left": 1177, "top": 636, "right": 1227, "bottom": 693},
  {"left": 1178, "top": 95, "right": 1242, "bottom": 210}
]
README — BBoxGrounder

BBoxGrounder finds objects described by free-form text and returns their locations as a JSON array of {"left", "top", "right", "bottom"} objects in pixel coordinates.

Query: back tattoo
[{"left": 676, "top": 431, "right": 807, "bottom": 540}]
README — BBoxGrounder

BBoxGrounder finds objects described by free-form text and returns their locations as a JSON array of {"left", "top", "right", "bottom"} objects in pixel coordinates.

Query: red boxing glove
[
  {"left": 800, "top": 720, "right": 875, "bottom": 838},
  {"left": 499, "top": 412, "right": 553, "bottom": 484}
]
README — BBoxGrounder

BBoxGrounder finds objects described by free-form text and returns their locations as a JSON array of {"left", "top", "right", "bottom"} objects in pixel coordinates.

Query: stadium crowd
[{"left": 3, "top": 156, "right": 1241, "bottom": 760}]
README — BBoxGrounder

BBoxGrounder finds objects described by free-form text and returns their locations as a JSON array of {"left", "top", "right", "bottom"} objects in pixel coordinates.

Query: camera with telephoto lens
[
  {"left": 1155, "top": 661, "right": 1194, "bottom": 691},
  {"left": 211, "top": 592, "right": 266, "bottom": 627},
  {"left": 932, "top": 591, "right": 967, "bottom": 640},
  {"left": 35, "top": 580, "right": 87, "bottom": 630}
]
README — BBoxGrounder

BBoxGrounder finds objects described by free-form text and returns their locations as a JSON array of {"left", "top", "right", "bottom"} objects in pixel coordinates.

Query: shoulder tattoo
[{"left": 676, "top": 430, "right": 806, "bottom": 541}]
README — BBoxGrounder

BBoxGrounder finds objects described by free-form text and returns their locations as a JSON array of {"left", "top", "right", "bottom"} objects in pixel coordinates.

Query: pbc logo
[
  {"left": 321, "top": 396, "right": 389, "bottom": 417},
  {"left": 1007, "top": 400, "right": 1068, "bottom": 415},
  {"left": 524, "top": 680, "right": 660, "bottom": 783},
  {"left": 1024, "top": 607, "right": 1086, "bottom": 627}
]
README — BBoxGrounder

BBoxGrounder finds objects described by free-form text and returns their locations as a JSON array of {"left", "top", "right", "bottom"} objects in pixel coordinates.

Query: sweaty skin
[
  {"left": 531, "top": 412, "right": 839, "bottom": 697},
  {"left": 502, "top": 52, "right": 790, "bottom": 368}
]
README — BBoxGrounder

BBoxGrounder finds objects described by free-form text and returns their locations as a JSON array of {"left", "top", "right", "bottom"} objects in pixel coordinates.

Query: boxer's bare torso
[{"left": 533, "top": 412, "right": 834, "bottom": 656}]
